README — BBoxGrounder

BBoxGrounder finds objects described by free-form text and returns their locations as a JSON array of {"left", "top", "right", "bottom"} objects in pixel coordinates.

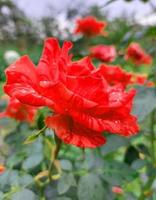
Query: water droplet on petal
[{"left": 40, "top": 81, "right": 51, "bottom": 88}]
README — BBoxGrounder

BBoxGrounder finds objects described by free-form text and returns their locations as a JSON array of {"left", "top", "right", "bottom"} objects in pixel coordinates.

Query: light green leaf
[{"left": 24, "top": 127, "right": 46, "bottom": 144}]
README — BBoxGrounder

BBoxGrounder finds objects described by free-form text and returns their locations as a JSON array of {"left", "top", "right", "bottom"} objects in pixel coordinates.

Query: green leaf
[
  {"left": 9, "top": 170, "right": 20, "bottom": 186},
  {"left": 22, "top": 154, "right": 43, "bottom": 170},
  {"left": 77, "top": 174, "right": 105, "bottom": 200},
  {"left": 19, "top": 174, "right": 34, "bottom": 186},
  {"left": 60, "top": 160, "right": 73, "bottom": 171},
  {"left": 131, "top": 159, "right": 147, "bottom": 170},
  {"left": 133, "top": 86, "right": 156, "bottom": 122},
  {"left": 124, "top": 145, "right": 139, "bottom": 165},
  {"left": 101, "top": 160, "right": 138, "bottom": 185},
  {"left": 11, "top": 189, "right": 37, "bottom": 200},
  {"left": 0, "top": 170, "right": 20, "bottom": 190},
  {"left": 6, "top": 153, "right": 26, "bottom": 168},
  {"left": 56, "top": 198, "right": 72, "bottom": 200},
  {"left": 57, "top": 173, "right": 76, "bottom": 195},
  {"left": 0, "top": 192, "right": 4, "bottom": 200},
  {"left": 25, "top": 139, "right": 43, "bottom": 155},
  {"left": 24, "top": 127, "right": 46, "bottom": 144},
  {"left": 101, "top": 135, "right": 129, "bottom": 155},
  {"left": 37, "top": 111, "right": 45, "bottom": 130}
]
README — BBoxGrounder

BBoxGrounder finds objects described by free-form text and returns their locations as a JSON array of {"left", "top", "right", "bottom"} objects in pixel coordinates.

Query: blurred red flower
[
  {"left": 0, "top": 165, "right": 5, "bottom": 175},
  {"left": 130, "top": 73, "right": 154, "bottom": 87},
  {"left": 74, "top": 16, "right": 107, "bottom": 37},
  {"left": 4, "top": 38, "right": 139, "bottom": 148},
  {"left": 90, "top": 45, "right": 116, "bottom": 62},
  {"left": 112, "top": 186, "right": 123, "bottom": 194},
  {"left": 0, "top": 96, "right": 37, "bottom": 122},
  {"left": 94, "top": 64, "right": 132, "bottom": 88},
  {"left": 125, "top": 42, "right": 152, "bottom": 66}
]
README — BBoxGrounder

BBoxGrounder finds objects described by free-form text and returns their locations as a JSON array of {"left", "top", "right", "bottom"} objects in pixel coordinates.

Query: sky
[{"left": 13, "top": 0, "right": 155, "bottom": 20}]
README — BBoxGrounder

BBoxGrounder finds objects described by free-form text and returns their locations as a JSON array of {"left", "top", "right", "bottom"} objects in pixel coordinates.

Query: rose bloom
[
  {"left": 90, "top": 45, "right": 116, "bottom": 63},
  {"left": 74, "top": 16, "right": 107, "bottom": 37},
  {"left": 112, "top": 186, "right": 123, "bottom": 194},
  {"left": 94, "top": 64, "right": 132, "bottom": 88},
  {"left": 4, "top": 38, "right": 139, "bottom": 148},
  {"left": 125, "top": 42, "right": 152, "bottom": 66},
  {"left": 0, "top": 165, "right": 5, "bottom": 175},
  {"left": 0, "top": 96, "right": 37, "bottom": 122}
]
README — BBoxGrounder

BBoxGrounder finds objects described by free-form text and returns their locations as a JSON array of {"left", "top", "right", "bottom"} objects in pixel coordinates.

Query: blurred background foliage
[
  {"left": 0, "top": 0, "right": 156, "bottom": 200},
  {"left": 0, "top": 0, "right": 156, "bottom": 81}
]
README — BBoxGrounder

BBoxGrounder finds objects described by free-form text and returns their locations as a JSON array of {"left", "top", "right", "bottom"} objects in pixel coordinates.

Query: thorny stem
[{"left": 48, "top": 134, "right": 62, "bottom": 181}]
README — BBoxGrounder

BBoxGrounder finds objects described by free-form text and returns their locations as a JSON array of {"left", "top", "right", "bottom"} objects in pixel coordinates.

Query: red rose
[
  {"left": 125, "top": 42, "right": 152, "bottom": 66},
  {"left": 4, "top": 38, "right": 139, "bottom": 148},
  {"left": 74, "top": 16, "right": 107, "bottom": 37},
  {"left": 94, "top": 64, "right": 132, "bottom": 88},
  {"left": 130, "top": 73, "right": 154, "bottom": 87},
  {"left": 0, "top": 96, "right": 37, "bottom": 122},
  {"left": 90, "top": 45, "right": 116, "bottom": 62},
  {"left": 112, "top": 186, "right": 123, "bottom": 194},
  {"left": 0, "top": 165, "right": 5, "bottom": 175}
]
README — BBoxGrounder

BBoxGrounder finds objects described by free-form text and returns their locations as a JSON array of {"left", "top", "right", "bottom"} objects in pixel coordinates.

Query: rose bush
[{"left": 0, "top": 9, "right": 156, "bottom": 200}]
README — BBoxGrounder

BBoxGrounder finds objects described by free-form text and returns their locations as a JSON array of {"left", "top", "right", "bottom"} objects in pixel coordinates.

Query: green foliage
[
  {"left": 77, "top": 174, "right": 105, "bottom": 200},
  {"left": 11, "top": 189, "right": 37, "bottom": 200},
  {"left": 57, "top": 173, "right": 76, "bottom": 195},
  {"left": 101, "top": 135, "right": 129, "bottom": 155},
  {"left": 133, "top": 86, "right": 156, "bottom": 122}
]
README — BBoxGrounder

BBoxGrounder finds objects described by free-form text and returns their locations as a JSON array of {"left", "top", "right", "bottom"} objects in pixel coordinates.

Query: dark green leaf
[
  {"left": 124, "top": 145, "right": 139, "bottom": 165},
  {"left": 6, "top": 153, "right": 26, "bottom": 168},
  {"left": 37, "top": 112, "right": 45, "bottom": 130}
]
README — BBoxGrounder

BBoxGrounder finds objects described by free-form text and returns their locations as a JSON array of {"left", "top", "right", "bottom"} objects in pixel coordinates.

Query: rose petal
[{"left": 46, "top": 114, "right": 106, "bottom": 148}]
